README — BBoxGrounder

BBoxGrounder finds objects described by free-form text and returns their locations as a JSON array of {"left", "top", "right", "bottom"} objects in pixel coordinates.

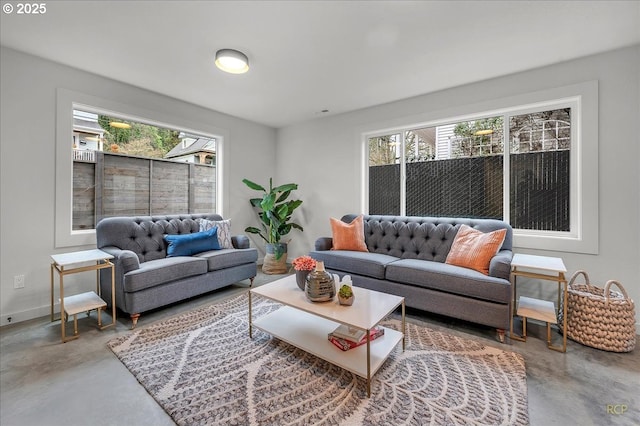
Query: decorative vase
[
  {"left": 295, "top": 269, "right": 311, "bottom": 291},
  {"left": 305, "top": 261, "right": 335, "bottom": 302}
]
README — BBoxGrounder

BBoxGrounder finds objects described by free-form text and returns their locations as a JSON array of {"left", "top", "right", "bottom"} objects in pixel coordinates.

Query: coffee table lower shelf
[{"left": 252, "top": 306, "right": 403, "bottom": 382}]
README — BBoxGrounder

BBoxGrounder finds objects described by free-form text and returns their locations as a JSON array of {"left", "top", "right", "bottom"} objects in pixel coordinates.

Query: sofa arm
[
  {"left": 315, "top": 237, "right": 333, "bottom": 251},
  {"left": 232, "top": 235, "right": 251, "bottom": 249},
  {"left": 101, "top": 246, "right": 140, "bottom": 274},
  {"left": 490, "top": 249, "right": 513, "bottom": 280},
  {"left": 99, "top": 246, "right": 140, "bottom": 313}
]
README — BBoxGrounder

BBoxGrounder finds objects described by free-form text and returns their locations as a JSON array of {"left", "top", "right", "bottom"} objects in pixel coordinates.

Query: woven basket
[{"left": 559, "top": 271, "right": 636, "bottom": 352}]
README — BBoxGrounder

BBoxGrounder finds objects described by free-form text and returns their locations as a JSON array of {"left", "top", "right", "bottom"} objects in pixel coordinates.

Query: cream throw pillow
[{"left": 199, "top": 218, "right": 233, "bottom": 249}]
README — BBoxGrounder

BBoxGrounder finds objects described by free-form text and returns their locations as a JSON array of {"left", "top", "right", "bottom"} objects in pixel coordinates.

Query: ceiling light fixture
[
  {"left": 215, "top": 49, "right": 249, "bottom": 74},
  {"left": 109, "top": 121, "right": 131, "bottom": 129}
]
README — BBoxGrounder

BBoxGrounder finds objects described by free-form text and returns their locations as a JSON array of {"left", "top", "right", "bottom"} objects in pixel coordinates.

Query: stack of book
[{"left": 328, "top": 324, "right": 385, "bottom": 351}]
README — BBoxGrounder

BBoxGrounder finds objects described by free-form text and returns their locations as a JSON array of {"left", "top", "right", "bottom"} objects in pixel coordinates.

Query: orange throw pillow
[
  {"left": 445, "top": 224, "right": 506, "bottom": 275},
  {"left": 330, "top": 215, "right": 368, "bottom": 252}
]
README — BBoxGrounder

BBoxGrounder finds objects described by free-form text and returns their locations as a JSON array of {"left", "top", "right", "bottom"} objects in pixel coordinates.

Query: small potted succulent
[
  {"left": 338, "top": 284, "right": 354, "bottom": 306},
  {"left": 292, "top": 255, "right": 316, "bottom": 291}
]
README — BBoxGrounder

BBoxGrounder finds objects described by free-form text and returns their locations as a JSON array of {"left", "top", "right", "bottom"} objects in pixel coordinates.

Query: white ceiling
[{"left": 2, "top": 1, "right": 639, "bottom": 128}]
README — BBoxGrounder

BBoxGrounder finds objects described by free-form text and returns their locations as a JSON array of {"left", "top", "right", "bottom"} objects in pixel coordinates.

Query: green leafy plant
[
  {"left": 339, "top": 284, "right": 353, "bottom": 298},
  {"left": 242, "top": 178, "right": 303, "bottom": 258}
]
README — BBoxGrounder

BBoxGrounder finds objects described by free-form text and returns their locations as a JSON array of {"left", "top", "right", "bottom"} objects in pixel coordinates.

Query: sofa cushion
[
  {"left": 385, "top": 258, "right": 511, "bottom": 304},
  {"left": 330, "top": 215, "right": 368, "bottom": 252},
  {"left": 445, "top": 224, "right": 507, "bottom": 275},
  {"left": 123, "top": 257, "right": 208, "bottom": 292},
  {"left": 309, "top": 250, "right": 397, "bottom": 279},
  {"left": 164, "top": 227, "right": 220, "bottom": 257},
  {"left": 196, "top": 248, "right": 259, "bottom": 271}
]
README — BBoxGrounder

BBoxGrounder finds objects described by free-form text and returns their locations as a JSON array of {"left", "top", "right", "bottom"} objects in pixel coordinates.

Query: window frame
[
  {"left": 361, "top": 81, "right": 598, "bottom": 254},
  {"left": 55, "top": 89, "right": 226, "bottom": 248}
]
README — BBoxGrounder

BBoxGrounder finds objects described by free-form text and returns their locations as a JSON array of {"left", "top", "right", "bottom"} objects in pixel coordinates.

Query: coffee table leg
[
  {"left": 402, "top": 300, "right": 406, "bottom": 351},
  {"left": 248, "top": 290, "right": 253, "bottom": 339},
  {"left": 366, "top": 329, "right": 371, "bottom": 397}
]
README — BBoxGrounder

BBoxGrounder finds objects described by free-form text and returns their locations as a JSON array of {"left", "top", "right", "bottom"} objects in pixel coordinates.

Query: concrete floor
[{"left": 1, "top": 270, "right": 639, "bottom": 426}]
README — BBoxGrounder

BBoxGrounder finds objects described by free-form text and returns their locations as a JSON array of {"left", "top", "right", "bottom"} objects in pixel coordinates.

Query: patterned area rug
[{"left": 108, "top": 294, "right": 529, "bottom": 425}]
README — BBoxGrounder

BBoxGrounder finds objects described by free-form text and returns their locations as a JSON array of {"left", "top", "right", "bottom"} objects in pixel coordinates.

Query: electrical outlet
[{"left": 14, "top": 275, "right": 25, "bottom": 289}]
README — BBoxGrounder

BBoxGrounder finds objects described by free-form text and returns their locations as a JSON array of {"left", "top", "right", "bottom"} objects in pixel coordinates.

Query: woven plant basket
[{"left": 559, "top": 271, "right": 636, "bottom": 352}]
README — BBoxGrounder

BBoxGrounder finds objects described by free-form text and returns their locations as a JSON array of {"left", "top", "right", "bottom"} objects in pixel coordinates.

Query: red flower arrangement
[{"left": 292, "top": 255, "right": 316, "bottom": 271}]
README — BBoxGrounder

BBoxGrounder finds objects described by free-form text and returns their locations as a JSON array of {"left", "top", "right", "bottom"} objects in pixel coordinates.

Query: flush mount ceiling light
[
  {"left": 109, "top": 121, "right": 131, "bottom": 129},
  {"left": 215, "top": 49, "right": 249, "bottom": 74}
]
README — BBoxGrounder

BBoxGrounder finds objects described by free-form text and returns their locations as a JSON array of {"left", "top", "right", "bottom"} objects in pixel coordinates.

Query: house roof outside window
[{"left": 165, "top": 135, "right": 216, "bottom": 164}]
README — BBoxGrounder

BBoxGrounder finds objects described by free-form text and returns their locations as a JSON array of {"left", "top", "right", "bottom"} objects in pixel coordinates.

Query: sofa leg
[
  {"left": 130, "top": 313, "right": 140, "bottom": 330},
  {"left": 249, "top": 276, "right": 255, "bottom": 288},
  {"left": 497, "top": 328, "right": 506, "bottom": 343}
]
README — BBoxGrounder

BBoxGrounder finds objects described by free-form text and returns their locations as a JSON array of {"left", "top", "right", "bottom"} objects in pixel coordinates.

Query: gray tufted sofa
[
  {"left": 96, "top": 214, "right": 258, "bottom": 328},
  {"left": 310, "top": 214, "right": 513, "bottom": 341}
]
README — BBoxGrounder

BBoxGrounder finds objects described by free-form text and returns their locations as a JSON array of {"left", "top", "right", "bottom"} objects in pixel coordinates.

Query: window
[
  {"left": 368, "top": 106, "right": 571, "bottom": 228},
  {"left": 56, "top": 89, "right": 226, "bottom": 248},
  {"left": 72, "top": 109, "right": 218, "bottom": 230},
  {"left": 368, "top": 134, "right": 401, "bottom": 215},
  {"left": 509, "top": 109, "right": 571, "bottom": 232},
  {"left": 364, "top": 81, "right": 599, "bottom": 254}
]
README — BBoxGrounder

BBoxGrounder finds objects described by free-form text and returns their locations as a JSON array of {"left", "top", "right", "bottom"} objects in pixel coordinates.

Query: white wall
[
  {"left": 0, "top": 47, "right": 277, "bottom": 324},
  {"left": 278, "top": 45, "right": 640, "bottom": 326}
]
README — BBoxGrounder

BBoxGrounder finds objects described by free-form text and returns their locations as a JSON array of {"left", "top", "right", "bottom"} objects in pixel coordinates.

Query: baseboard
[{"left": 2, "top": 304, "right": 51, "bottom": 326}]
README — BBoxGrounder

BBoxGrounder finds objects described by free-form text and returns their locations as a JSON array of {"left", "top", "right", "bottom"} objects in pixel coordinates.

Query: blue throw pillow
[{"left": 164, "top": 227, "right": 220, "bottom": 257}]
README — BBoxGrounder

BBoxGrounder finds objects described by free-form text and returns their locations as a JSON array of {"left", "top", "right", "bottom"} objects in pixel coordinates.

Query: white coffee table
[{"left": 249, "top": 275, "right": 405, "bottom": 397}]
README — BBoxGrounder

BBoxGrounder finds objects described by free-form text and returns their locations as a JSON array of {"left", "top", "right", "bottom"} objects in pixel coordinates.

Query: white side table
[
  {"left": 509, "top": 253, "right": 568, "bottom": 352},
  {"left": 50, "top": 249, "right": 116, "bottom": 343}
]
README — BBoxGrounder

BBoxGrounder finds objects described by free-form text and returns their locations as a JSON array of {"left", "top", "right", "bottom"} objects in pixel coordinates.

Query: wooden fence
[
  {"left": 73, "top": 152, "right": 216, "bottom": 230},
  {"left": 369, "top": 150, "right": 569, "bottom": 231}
]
